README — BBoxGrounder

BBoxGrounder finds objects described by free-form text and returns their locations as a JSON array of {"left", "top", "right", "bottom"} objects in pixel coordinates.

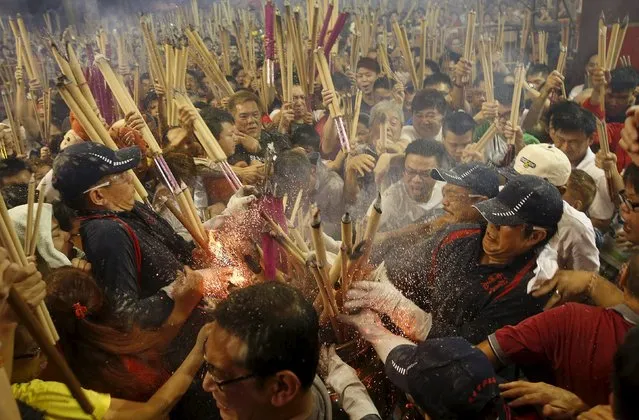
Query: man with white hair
[{"left": 504, "top": 143, "right": 599, "bottom": 271}]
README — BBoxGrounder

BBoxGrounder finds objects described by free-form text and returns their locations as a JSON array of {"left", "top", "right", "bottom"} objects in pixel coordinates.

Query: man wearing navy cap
[
  {"left": 52, "top": 142, "right": 203, "bottom": 331},
  {"left": 346, "top": 174, "right": 564, "bottom": 344}
]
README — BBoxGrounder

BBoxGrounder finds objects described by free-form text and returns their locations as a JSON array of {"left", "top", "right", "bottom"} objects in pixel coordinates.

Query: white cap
[{"left": 513, "top": 144, "right": 571, "bottom": 187}]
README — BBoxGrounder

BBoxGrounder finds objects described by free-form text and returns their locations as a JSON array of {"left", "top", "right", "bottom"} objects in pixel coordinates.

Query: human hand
[
  {"left": 374, "top": 153, "right": 394, "bottom": 186},
  {"left": 576, "top": 405, "right": 614, "bottom": 420},
  {"left": 172, "top": 266, "right": 204, "bottom": 303},
  {"left": 392, "top": 81, "right": 405, "bottom": 105},
  {"left": 124, "top": 111, "right": 146, "bottom": 132},
  {"left": 462, "top": 144, "right": 485, "bottom": 163},
  {"left": 40, "top": 146, "right": 51, "bottom": 161},
  {"left": 338, "top": 309, "right": 386, "bottom": 342},
  {"left": 500, "top": 381, "right": 588, "bottom": 418},
  {"left": 542, "top": 70, "right": 565, "bottom": 95},
  {"left": 346, "top": 153, "right": 376, "bottom": 177},
  {"left": 590, "top": 66, "right": 608, "bottom": 92},
  {"left": 233, "top": 131, "right": 261, "bottom": 154},
  {"left": 279, "top": 103, "right": 295, "bottom": 131},
  {"left": 620, "top": 106, "right": 639, "bottom": 165},
  {"left": 344, "top": 274, "right": 432, "bottom": 341},
  {"left": 595, "top": 149, "right": 618, "bottom": 172},
  {"left": 71, "top": 258, "right": 92, "bottom": 273},
  {"left": 454, "top": 58, "right": 473, "bottom": 87},
  {"left": 318, "top": 345, "right": 362, "bottom": 395},
  {"left": 321, "top": 88, "right": 334, "bottom": 109},
  {"left": 0, "top": 252, "right": 46, "bottom": 323},
  {"left": 178, "top": 106, "right": 197, "bottom": 132},
  {"left": 235, "top": 163, "right": 265, "bottom": 185},
  {"left": 480, "top": 101, "right": 499, "bottom": 121},
  {"left": 531, "top": 270, "right": 595, "bottom": 310},
  {"left": 153, "top": 81, "right": 165, "bottom": 96},
  {"left": 192, "top": 322, "right": 213, "bottom": 360},
  {"left": 303, "top": 111, "right": 314, "bottom": 125}
]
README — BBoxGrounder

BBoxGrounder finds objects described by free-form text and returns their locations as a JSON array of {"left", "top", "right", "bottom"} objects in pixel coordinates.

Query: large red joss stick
[
  {"left": 264, "top": 0, "right": 275, "bottom": 86},
  {"left": 317, "top": 1, "right": 334, "bottom": 47},
  {"left": 323, "top": 12, "right": 349, "bottom": 57}
]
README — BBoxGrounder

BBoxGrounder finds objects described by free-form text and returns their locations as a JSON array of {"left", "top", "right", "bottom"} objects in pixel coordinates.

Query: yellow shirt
[{"left": 12, "top": 379, "right": 111, "bottom": 420}]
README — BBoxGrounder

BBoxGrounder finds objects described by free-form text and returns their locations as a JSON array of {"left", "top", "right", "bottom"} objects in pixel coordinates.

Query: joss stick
[
  {"left": 317, "top": 1, "right": 334, "bottom": 47},
  {"left": 9, "top": 19, "right": 34, "bottom": 86},
  {"left": 307, "top": 2, "right": 320, "bottom": 95},
  {"left": 310, "top": 207, "right": 330, "bottom": 277},
  {"left": 610, "top": 16, "right": 629, "bottom": 70},
  {"left": 314, "top": 49, "right": 340, "bottom": 118},
  {"left": 67, "top": 43, "right": 101, "bottom": 116},
  {"left": 391, "top": 19, "right": 419, "bottom": 89},
  {"left": 43, "top": 88, "right": 51, "bottom": 143},
  {"left": 596, "top": 119, "right": 619, "bottom": 203},
  {"left": 140, "top": 17, "right": 166, "bottom": 91},
  {"left": 598, "top": 13, "right": 607, "bottom": 71},
  {"left": 0, "top": 193, "right": 58, "bottom": 345},
  {"left": 182, "top": 184, "right": 207, "bottom": 244},
  {"left": 341, "top": 212, "right": 352, "bottom": 254},
  {"left": 133, "top": 64, "right": 140, "bottom": 108},
  {"left": 16, "top": 15, "right": 40, "bottom": 88},
  {"left": 191, "top": 0, "right": 200, "bottom": 27},
  {"left": 1, "top": 90, "right": 22, "bottom": 156},
  {"left": 364, "top": 193, "right": 382, "bottom": 244},
  {"left": 350, "top": 31, "right": 360, "bottom": 70},
  {"left": 419, "top": 18, "right": 428, "bottom": 84},
  {"left": 509, "top": 65, "right": 524, "bottom": 144},
  {"left": 308, "top": 261, "right": 340, "bottom": 339},
  {"left": 28, "top": 187, "right": 45, "bottom": 257},
  {"left": 25, "top": 174, "right": 35, "bottom": 254},
  {"left": 323, "top": 12, "right": 349, "bottom": 56},
  {"left": 290, "top": 228, "right": 310, "bottom": 254},
  {"left": 465, "top": 123, "right": 497, "bottom": 161},
  {"left": 350, "top": 89, "right": 362, "bottom": 141},
  {"left": 289, "top": 189, "right": 304, "bottom": 225},
  {"left": 556, "top": 44, "right": 568, "bottom": 75},
  {"left": 379, "top": 118, "right": 388, "bottom": 152},
  {"left": 463, "top": 11, "right": 476, "bottom": 62},
  {"left": 478, "top": 37, "right": 494, "bottom": 103},
  {"left": 28, "top": 93, "right": 45, "bottom": 142},
  {"left": 520, "top": 10, "right": 531, "bottom": 59}
]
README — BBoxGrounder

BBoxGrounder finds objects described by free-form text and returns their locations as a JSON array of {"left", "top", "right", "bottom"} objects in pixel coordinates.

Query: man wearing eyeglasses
[
  {"left": 52, "top": 142, "right": 204, "bottom": 335},
  {"left": 375, "top": 139, "right": 447, "bottom": 232},
  {"left": 348, "top": 175, "right": 564, "bottom": 345},
  {"left": 203, "top": 282, "right": 381, "bottom": 420}
]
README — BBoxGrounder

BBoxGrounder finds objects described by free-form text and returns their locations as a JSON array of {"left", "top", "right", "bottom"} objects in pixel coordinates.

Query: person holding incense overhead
[
  {"left": 582, "top": 67, "right": 639, "bottom": 172},
  {"left": 355, "top": 58, "right": 381, "bottom": 115}
]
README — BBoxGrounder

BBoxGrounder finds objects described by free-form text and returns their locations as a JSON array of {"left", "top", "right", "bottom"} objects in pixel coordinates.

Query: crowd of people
[{"left": 0, "top": 0, "right": 639, "bottom": 419}]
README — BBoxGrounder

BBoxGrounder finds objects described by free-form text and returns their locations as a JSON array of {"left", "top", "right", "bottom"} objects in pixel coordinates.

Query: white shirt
[
  {"left": 400, "top": 125, "right": 443, "bottom": 144},
  {"left": 373, "top": 180, "right": 445, "bottom": 232},
  {"left": 575, "top": 148, "right": 615, "bottom": 220},
  {"left": 550, "top": 201, "right": 600, "bottom": 271}
]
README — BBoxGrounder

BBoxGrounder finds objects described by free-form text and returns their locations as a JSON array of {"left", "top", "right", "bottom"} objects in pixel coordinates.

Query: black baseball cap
[
  {"left": 431, "top": 163, "right": 500, "bottom": 198},
  {"left": 473, "top": 174, "right": 563, "bottom": 228},
  {"left": 52, "top": 142, "right": 141, "bottom": 201},
  {"left": 385, "top": 337, "right": 505, "bottom": 418}
]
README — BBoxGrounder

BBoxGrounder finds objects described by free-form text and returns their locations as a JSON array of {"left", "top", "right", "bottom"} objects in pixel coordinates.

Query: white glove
[
  {"left": 344, "top": 270, "right": 432, "bottom": 341},
  {"left": 319, "top": 345, "right": 380, "bottom": 419},
  {"left": 223, "top": 186, "right": 257, "bottom": 216}
]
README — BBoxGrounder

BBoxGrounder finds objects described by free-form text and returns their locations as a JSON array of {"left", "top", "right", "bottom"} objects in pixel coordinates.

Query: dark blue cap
[{"left": 431, "top": 162, "right": 500, "bottom": 198}]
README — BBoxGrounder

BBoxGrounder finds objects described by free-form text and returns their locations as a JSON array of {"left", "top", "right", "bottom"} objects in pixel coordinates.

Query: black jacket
[{"left": 80, "top": 203, "right": 195, "bottom": 328}]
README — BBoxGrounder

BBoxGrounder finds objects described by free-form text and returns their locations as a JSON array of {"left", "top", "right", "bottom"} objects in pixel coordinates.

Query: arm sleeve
[
  {"left": 83, "top": 220, "right": 174, "bottom": 327},
  {"left": 12, "top": 380, "right": 111, "bottom": 420},
  {"left": 486, "top": 304, "right": 573, "bottom": 367}
]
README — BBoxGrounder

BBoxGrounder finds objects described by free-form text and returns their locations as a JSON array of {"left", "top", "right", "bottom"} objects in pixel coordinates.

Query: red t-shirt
[
  {"left": 582, "top": 98, "right": 628, "bottom": 172},
  {"left": 489, "top": 303, "right": 639, "bottom": 407}
]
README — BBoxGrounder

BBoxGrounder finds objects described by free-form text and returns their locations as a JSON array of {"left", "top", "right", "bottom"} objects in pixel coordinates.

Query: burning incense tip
[
  {"left": 373, "top": 192, "right": 382, "bottom": 213},
  {"left": 311, "top": 206, "right": 321, "bottom": 228},
  {"left": 342, "top": 212, "right": 351, "bottom": 224}
]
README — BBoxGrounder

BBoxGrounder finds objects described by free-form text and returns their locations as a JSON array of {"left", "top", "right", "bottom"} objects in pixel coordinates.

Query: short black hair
[
  {"left": 526, "top": 63, "right": 550, "bottom": 78},
  {"left": 212, "top": 282, "right": 319, "bottom": 389},
  {"left": 141, "top": 91, "right": 158, "bottom": 112},
  {"left": 424, "top": 59, "right": 441, "bottom": 75},
  {"left": 374, "top": 76, "right": 395, "bottom": 90},
  {"left": 356, "top": 57, "right": 380, "bottom": 74},
  {"left": 411, "top": 89, "right": 449, "bottom": 115},
  {"left": 200, "top": 107, "right": 235, "bottom": 139},
  {"left": 442, "top": 111, "right": 477, "bottom": 136},
  {"left": 405, "top": 138, "right": 446, "bottom": 166},
  {"left": 51, "top": 200, "right": 77, "bottom": 232},
  {"left": 0, "top": 157, "right": 30, "bottom": 183},
  {"left": 612, "top": 326, "right": 639, "bottom": 420},
  {"left": 331, "top": 72, "right": 352, "bottom": 92},
  {"left": 291, "top": 125, "right": 320, "bottom": 151},
  {"left": 623, "top": 163, "right": 639, "bottom": 195},
  {"left": 423, "top": 72, "right": 452, "bottom": 90},
  {"left": 547, "top": 101, "right": 597, "bottom": 137},
  {"left": 610, "top": 67, "right": 639, "bottom": 94}
]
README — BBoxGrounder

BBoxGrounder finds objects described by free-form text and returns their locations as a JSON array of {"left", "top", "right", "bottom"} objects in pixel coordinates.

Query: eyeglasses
[
  {"left": 404, "top": 168, "right": 433, "bottom": 180},
  {"left": 620, "top": 191, "right": 639, "bottom": 212},
  {"left": 204, "top": 362, "right": 257, "bottom": 390},
  {"left": 83, "top": 172, "right": 130, "bottom": 194}
]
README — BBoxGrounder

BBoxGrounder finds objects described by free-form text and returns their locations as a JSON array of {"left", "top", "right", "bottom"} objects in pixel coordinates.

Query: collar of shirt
[{"left": 575, "top": 147, "right": 596, "bottom": 171}]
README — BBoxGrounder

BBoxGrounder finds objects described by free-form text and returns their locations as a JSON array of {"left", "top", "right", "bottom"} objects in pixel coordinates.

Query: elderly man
[
  {"left": 347, "top": 175, "right": 564, "bottom": 344},
  {"left": 52, "top": 142, "right": 203, "bottom": 330},
  {"left": 400, "top": 89, "right": 448, "bottom": 144}
]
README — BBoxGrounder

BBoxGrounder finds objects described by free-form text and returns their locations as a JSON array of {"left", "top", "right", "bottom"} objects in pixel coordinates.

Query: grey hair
[{"left": 369, "top": 100, "right": 404, "bottom": 127}]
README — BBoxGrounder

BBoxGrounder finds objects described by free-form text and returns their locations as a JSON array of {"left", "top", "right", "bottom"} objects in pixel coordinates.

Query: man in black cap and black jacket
[
  {"left": 51, "top": 142, "right": 205, "bottom": 333},
  {"left": 345, "top": 174, "right": 564, "bottom": 344}
]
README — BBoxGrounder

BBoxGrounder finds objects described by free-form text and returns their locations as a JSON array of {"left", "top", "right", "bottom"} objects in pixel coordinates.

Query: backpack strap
[{"left": 79, "top": 214, "right": 142, "bottom": 288}]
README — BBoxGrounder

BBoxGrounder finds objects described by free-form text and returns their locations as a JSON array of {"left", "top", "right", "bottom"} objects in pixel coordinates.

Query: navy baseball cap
[
  {"left": 431, "top": 163, "right": 500, "bottom": 198},
  {"left": 473, "top": 174, "right": 563, "bottom": 228},
  {"left": 385, "top": 337, "right": 505, "bottom": 418},
  {"left": 52, "top": 142, "right": 141, "bottom": 201}
]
